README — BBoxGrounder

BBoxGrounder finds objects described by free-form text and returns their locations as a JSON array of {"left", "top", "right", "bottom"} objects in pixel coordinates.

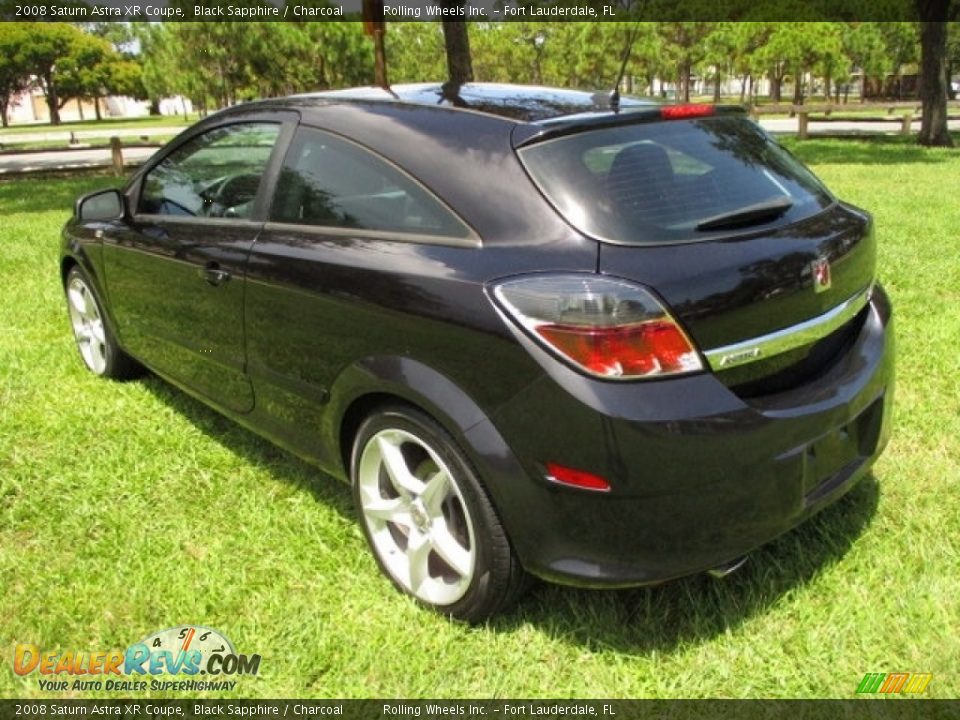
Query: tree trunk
[
  {"left": 372, "top": 28, "right": 388, "bottom": 88},
  {"left": 793, "top": 69, "right": 804, "bottom": 105},
  {"left": 823, "top": 70, "right": 831, "bottom": 103},
  {"left": 917, "top": 19, "right": 953, "bottom": 146},
  {"left": 0, "top": 102, "right": 8, "bottom": 128},
  {"left": 441, "top": 18, "right": 473, "bottom": 84},
  {"left": 771, "top": 70, "right": 781, "bottom": 103},
  {"left": 713, "top": 69, "right": 721, "bottom": 103},
  {"left": 78, "top": 100, "right": 85, "bottom": 121},
  {"left": 44, "top": 75, "right": 61, "bottom": 126},
  {"left": 95, "top": 97, "right": 103, "bottom": 121},
  {"left": 680, "top": 60, "right": 691, "bottom": 102}
]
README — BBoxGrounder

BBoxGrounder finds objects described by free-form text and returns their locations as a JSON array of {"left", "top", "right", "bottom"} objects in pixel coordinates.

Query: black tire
[
  {"left": 351, "top": 404, "right": 529, "bottom": 622},
  {"left": 64, "top": 265, "right": 142, "bottom": 380}
]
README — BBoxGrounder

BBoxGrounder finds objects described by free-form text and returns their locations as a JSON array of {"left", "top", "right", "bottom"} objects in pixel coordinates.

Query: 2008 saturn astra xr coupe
[{"left": 61, "top": 83, "right": 894, "bottom": 622}]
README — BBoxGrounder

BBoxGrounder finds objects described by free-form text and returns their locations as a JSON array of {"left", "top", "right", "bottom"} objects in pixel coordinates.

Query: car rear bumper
[{"left": 466, "top": 284, "right": 894, "bottom": 586}]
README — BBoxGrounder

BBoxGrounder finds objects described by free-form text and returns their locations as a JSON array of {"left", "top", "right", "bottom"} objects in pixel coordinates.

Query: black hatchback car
[{"left": 62, "top": 83, "right": 894, "bottom": 622}]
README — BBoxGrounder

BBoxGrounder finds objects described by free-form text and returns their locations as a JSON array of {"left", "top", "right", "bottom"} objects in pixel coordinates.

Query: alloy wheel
[
  {"left": 356, "top": 428, "right": 477, "bottom": 606},
  {"left": 66, "top": 275, "right": 108, "bottom": 375}
]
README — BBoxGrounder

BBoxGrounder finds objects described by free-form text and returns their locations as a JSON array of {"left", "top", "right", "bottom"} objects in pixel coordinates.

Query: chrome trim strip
[
  {"left": 704, "top": 285, "right": 873, "bottom": 371},
  {"left": 263, "top": 222, "right": 481, "bottom": 249}
]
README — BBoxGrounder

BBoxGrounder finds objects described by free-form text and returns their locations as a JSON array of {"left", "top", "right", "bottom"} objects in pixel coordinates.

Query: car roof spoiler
[{"left": 512, "top": 104, "right": 748, "bottom": 149}]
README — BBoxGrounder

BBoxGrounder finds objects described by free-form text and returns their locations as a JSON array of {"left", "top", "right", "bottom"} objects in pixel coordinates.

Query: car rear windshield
[{"left": 517, "top": 116, "right": 833, "bottom": 245}]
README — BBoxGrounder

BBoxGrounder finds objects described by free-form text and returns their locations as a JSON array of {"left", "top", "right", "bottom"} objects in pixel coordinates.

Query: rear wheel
[
  {"left": 64, "top": 266, "right": 140, "bottom": 380},
  {"left": 351, "top": 405, "right": 528, "bottom": 622}
]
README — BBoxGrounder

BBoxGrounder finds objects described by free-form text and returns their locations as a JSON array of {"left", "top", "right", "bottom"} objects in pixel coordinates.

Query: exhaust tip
[{"left": 707, "top": 555, "right": 749, "bottom": 579}]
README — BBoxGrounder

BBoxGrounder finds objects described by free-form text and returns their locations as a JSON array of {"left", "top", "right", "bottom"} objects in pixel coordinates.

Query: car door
[
  {"left": 102, "top": 114, "right": 294, "bottom": 413},
  {"left": 243, "top": 125, "right": 479, "bottom": 463}
]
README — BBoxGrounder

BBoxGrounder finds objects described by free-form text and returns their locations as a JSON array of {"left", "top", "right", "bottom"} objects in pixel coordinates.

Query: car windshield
[{"left": 517, "top": 116, "right": 833, "bottom": 245}]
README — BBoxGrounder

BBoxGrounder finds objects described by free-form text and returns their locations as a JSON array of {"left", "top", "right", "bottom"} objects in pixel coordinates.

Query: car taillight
[
  {"left": 660, "top": 104, "right": 715, "bottom": 120},
  {"left": 490, "top": 275, "right": 703, "bottom": 380}
]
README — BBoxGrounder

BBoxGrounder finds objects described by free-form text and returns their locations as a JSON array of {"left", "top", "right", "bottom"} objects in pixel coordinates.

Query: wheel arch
[
  {"left": 60, "top": 255, "right": 79, "bottom": 285},
  {"left": 328, "top": 357, "right": 492, "bottom": 482}
]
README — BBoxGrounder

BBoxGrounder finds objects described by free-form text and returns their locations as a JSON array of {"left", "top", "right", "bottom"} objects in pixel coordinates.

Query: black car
[{"left": 62, "top": 83, "right": 894, "bottom": 622}]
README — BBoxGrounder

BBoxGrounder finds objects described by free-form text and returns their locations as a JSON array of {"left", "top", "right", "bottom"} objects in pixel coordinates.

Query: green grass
[
  {"left": 1, "top": 138, "right": 958, "bottom": 700},
  {"left": 0, "top": 115, "right": 196, "bottom": 138},
  {"left": 0, "top": 136, "right": 177, "bottom": 154}
]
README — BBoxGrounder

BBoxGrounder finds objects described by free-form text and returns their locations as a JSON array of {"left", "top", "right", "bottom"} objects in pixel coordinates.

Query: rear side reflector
[
  {"left": 546, "top": 463, "right": 611, "bottom": 492},
  {"left": 660, "top": 104, "right": 715, "bottom": 120},
  {"left": 490, "top": 274, "right": 703, "bottom": 380}
]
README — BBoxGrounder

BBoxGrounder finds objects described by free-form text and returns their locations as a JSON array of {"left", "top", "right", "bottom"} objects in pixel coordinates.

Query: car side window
[
  {"left": 138, "top": 123, "right": 280, "bottom": 219},
  {"left": 270, "top": 127, "right": 470, "bottom": 239}
]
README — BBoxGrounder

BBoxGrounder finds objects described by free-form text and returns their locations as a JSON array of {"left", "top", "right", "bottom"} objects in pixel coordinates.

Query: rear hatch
[{"left": 516, "top": 109, "right": 875, "bottom": 393}]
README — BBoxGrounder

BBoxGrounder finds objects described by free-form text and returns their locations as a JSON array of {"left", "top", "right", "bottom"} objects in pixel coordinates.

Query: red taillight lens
[
  {"left": 660, "top": 104, "right": 715, "bottom": 120},
  {"left": 546, "top": 463, "right": 611, "bottom": 492},
  {"left": 536, "top": 320, "right": 697, "bottom": 377},
  {"left": 490, "top": 275, "right": 703, "bottom": 380}
]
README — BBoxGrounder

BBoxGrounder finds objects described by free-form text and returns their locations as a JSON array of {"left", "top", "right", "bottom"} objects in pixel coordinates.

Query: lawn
[
  {"left": 0, "top": 114, "right": 196, "bottom": 138},
  {"left": 0, "top": 137, "right": 177, "bottom": 154},
  {"left": 1, "top": 138, "right": 958, "bottom": 700}
]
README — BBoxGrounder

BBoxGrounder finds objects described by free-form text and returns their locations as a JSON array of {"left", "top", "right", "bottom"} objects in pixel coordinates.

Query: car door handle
[{"left": 200, "top": 263, "right": 231, "bottom": 286}]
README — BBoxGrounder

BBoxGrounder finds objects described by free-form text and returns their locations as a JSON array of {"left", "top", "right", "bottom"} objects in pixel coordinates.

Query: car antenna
[{"left": 609, "top": 22, "right": 643, "bottom": 114}]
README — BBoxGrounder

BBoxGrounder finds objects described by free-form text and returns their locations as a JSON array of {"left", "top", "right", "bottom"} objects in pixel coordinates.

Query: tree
[
  {"left": 945, "top": 21, "right": 960, "bottom": 99},
  {"left": 758, "top": 23, "right": 845, "bottom": 105},
  {"left": 134, "top": 23, "right": 181, "bottom": 115},
  {"left": 99, "top": 58, "right": 145, "bottom": 118},
  {"left": 16, "top": 22, "right": 86, "bottom": 125},
  {"left": 0, "top": 24, "right": 32, "bottom": 128},
  {"left": 469, "top": 23, "right": 545, "bottom": 84},
  {"left": 441, "top": 16, "right": 473, "bottom": 84},
  {"left": 845, "top": 23, "right": 893, "bottom": 102},
  {"left": 723, "top": 23, "right": 774, "bottom": 103},
  {"left": 51, "top": 31, "right": 115, "bottom": 121},
  {"left": 386, "top": 23, "right": 446, "bottom": 83},
  {"left": 656, "top": 23, "right": 714, "bottom": 102},
  {"left": 878, "top": 22, "right": 921, "bottom": 100},
  {"left": 916, "top": 16, "right": 954, "bottom": 146}
]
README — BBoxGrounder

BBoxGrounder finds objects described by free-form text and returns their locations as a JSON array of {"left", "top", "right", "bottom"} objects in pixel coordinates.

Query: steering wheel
[{"left": 202, "top": 174, "right": 261, "bottom": 218}]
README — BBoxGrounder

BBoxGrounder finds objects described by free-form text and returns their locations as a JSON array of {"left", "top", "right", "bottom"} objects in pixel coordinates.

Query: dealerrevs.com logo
[{"left": 13, "top": 626, "right": 261, "bottom": 692}]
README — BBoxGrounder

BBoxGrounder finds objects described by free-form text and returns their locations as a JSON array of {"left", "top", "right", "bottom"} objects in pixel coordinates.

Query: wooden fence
[{"left": 748, "top": 101, "right": 960, "bottom": 139}]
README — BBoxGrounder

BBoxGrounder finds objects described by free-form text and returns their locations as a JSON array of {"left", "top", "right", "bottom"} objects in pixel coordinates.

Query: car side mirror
[{"left": 77, "top": 189, "right": 126, "bottom": 222}]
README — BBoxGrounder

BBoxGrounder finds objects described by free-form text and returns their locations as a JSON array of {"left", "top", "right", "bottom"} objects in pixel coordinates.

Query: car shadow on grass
[
  {"left": 495, "top": 473, "right": 880, "bottom": 653},
  {"left": 139, "top": 376, "right": 355, "bottom": 522}
]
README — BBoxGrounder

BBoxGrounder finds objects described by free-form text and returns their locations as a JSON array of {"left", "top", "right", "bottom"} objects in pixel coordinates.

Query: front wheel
[
  {"left": 351, "top": 405, "right": 528, "bottom": 622},
  {"left": 64, "top": 266, "right": 140, "bottom": 380}
]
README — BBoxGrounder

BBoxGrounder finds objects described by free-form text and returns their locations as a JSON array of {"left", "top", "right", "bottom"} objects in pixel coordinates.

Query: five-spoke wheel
[
  {"left": 357, "top": 427, "right": 476, "bottom": 606},
  {"left": 352, "top": 406, "right": 528, "bottom": 622}
]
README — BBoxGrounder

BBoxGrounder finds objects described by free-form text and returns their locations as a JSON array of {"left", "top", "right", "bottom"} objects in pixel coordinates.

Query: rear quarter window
[
  {"left": 270, "top": 127, "right": 471, "bottom": 240},
  {"left": 518, "top": 116, "right": 833, "bottom": 245}
]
